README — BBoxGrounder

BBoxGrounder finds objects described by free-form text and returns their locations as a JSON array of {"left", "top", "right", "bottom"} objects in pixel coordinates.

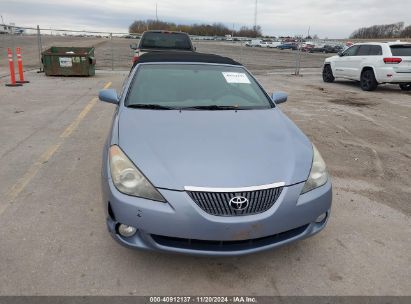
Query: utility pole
[
  {"left": 254, "top": 0, "right": 258, "bottom": 30},
  {"left": 307, "top": 26, "right": 311, "bottom": 39},
  {"left": 156, "top": 3, "right": 158, "bottom": 21},
  {"left": 0, "top": 15, "right": 5, "bottom": 25}
]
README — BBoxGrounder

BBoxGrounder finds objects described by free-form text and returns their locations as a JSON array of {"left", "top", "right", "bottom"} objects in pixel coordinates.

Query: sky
[{"left": 1, "top": 0, "right": 410, "bottom": 38}]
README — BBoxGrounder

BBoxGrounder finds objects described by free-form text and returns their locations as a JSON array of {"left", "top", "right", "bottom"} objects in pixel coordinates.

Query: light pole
[{"left": 254, "top": 0, "right": 258, "bottom": 31}]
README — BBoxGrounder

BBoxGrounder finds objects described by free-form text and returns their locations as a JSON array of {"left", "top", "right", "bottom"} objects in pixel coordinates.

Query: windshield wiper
[
  {"left": 127, "top": 104, "right": 176, "bottom": 110},
  {"left": 181, "top": 105, "right": 244, "bottom": 110}
]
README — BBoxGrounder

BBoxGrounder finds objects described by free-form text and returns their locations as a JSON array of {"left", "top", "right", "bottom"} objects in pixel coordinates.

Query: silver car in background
[{"left": 99, "top": 52, "right": 332, "bottom": 256}]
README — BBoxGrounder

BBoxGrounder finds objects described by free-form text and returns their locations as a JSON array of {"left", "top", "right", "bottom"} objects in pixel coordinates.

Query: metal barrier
[{"left": 5, "top": 24, "right": 407, "bottom": 77}]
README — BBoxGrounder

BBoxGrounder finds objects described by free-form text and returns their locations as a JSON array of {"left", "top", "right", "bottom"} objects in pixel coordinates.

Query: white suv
[{"left": 323, "top": 42, "right": 411, "bottom": 91}]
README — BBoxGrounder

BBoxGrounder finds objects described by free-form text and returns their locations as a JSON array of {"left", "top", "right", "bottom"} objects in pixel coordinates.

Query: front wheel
[
  {"left": 399, "top": 83, "right": 411, "bottom": 91},
  {"left": 360, "top": 69, "right": 378, "bottom": 91},
  {"left": 322, "top": 65, "right": 335, "bottom": 83}
]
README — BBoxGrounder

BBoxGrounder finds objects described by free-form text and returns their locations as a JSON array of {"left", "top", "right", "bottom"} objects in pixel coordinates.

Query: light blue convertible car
[{"left": 99, "top": 52, "right": 332, "bottom": 256}]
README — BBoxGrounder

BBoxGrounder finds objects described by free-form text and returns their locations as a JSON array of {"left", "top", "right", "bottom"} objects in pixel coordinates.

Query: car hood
[
  {"left": 325, "top": 55, "right": 339, "bottom": 62},
  {"left": 118, "top": 108, "right": 313, "bottom": 190}
]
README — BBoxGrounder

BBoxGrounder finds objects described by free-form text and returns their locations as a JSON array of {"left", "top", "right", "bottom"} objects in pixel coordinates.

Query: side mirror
[
  {"left": 271, "top": 92, "right": 288, "bottom": 104},
  {"left": 338, "top": 51, "right": 343, "bottom": 57},
  {"left": 130, "top": 44, "right": 137, "bottom": 50},
  {"left": 99, "top": 89, "right": 119, "bottom": 105}
]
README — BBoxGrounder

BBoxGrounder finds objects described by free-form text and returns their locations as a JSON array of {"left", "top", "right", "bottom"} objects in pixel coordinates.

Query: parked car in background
[
  {"left": 259, "top": 41, "right": 270, "bottom": 48},
  {"left": 99, "top": 52, "right": 332, "bottom": 256},
  {"left": 309, "top": 45, "right": 326, "bottom": 53},
  {"left": 245, "top": 39, "right": 262, "bottom": 47},
  {"left": 130, "top": 30, "right": 195, "bottom": 64},
  {"left": 124, "top": 34, "right": 139, "bottom": 39},
  {"left": 301, "top": 43, "right": 315, "bottom": 52},
  {"left": 267, "top": 41, "right": 282, "bottom": 48},
  {"left": 277, "top": 43, "right": 298, "bottom": 50},
  {"left": 323, "top": 42, "right": 411, "bottom": 91},
  {"left": 258, "top": 40, "right": 282, "bottom": 48},
  {"left": 324, "top": 45, "right": 343, "bottom": 53}
]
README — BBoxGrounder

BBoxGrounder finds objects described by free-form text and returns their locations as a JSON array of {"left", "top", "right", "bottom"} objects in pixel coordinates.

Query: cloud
[{"left": 1, "top": 0, "right": 410, "bottom": 38}]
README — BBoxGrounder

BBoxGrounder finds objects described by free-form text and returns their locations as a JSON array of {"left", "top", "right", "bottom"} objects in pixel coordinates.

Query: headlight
[
  {"left": 301, "top": 145, "right": 328, "bottom": 194},
  {"left": 109, "top": 145, "right": 166, "bottom": 202}
]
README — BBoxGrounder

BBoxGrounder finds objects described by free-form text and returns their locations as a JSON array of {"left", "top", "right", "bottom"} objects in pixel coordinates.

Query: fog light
[
  {"left": 315, "top": 213, "right": 327, "bottom": 223},
  {"left": 118, "top": 224, "right": 137, "bottom": 237}
]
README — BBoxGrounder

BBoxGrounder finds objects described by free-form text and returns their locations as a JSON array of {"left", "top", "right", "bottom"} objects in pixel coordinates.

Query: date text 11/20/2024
[{"left": 149, "top": 296, "right": 257, "bottom": 303}]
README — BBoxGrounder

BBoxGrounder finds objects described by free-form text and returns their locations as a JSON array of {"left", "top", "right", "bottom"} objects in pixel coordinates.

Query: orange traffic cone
[
  {"left": 5, "top": 48, "right": 22, "bottom": 87},
  {"left": 16, "top": 47, "right": 29, "bottom": 84}
]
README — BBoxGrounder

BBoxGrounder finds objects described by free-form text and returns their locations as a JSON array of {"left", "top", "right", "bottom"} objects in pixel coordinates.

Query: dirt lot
[{"left": 0, "top": 40, "right": 410, "bottom": 296}]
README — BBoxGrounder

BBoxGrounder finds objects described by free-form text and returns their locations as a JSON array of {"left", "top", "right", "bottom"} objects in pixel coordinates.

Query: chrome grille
[{"left": 187, "top": 187, "right": 283, "bottom": 216}]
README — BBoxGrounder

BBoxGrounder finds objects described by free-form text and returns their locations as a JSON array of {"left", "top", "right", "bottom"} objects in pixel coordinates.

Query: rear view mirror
[
  {"left": 130, "top": 44, "right": 138, "bottom": 50},
  {"left": 99, "top": 89, "right": 119, "bottom": 105},
  {"left": 271, "top": 92, "right": 288, "bottom": 104}
]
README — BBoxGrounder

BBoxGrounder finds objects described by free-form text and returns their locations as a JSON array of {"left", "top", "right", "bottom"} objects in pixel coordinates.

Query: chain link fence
[
  {"left": 1, "top": 24, "right": 370, "bottom": 78},
  {"left": 0, "top": 25, "right": 143, "bottom": 77}
]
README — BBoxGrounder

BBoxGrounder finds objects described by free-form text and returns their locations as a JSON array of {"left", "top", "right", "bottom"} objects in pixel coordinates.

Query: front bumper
[{"left": 102, "top": 178, "right": 332, "bottom": 256}]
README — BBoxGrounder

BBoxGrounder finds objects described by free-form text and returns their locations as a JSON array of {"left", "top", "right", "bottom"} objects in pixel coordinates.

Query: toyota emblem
[{"left": 229, "top": 196, "right": 249, "bottom": 211}]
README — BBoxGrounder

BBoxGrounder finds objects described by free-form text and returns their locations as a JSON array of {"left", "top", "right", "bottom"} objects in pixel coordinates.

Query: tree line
[
  {"left": 350, "top": 22, "right": 411, "bottom": 39},
  {"left": 129, "top": 19, "right": 262, "bottom": 37}
]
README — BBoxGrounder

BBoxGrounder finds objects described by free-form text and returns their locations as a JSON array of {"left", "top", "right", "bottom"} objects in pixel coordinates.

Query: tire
[
  {"left": 322, "top": 65, "right": 335, "bottom": 83},
  {"left": 399, "top": 83, "right": 411, "bottom": 91},
  {"left": 360, "top": 69, "right": 378, "bottom": 91}
]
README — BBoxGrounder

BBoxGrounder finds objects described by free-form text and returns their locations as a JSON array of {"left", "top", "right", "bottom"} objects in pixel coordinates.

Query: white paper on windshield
[{"left": 222, "top": 72, "right": 251, "bottom": 84}]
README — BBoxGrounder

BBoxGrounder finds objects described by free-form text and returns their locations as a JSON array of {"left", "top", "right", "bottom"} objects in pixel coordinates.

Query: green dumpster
[{"left": 42, "top": 47, "right": 96, "bottom": 76}]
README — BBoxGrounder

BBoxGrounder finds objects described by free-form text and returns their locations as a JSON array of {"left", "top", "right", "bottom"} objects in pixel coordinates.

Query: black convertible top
[{"left": 135, "top": 52, "right": 242, "bottom": 66}]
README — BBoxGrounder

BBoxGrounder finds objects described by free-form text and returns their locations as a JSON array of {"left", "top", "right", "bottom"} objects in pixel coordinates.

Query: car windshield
[
  {"left": 390, "top": 45, "right": 411, "bottom": 56},
  {"left": 126, "top": 64, "right": 273, "bottom": 110},
  {"left": 140, "top": 32, "right": 192, "bottom": 50}
]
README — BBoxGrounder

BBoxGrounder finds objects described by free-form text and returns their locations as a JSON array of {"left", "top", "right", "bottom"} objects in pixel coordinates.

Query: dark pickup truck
[{"left": 131, "top": 30, "right": 195, "bottom": 64}]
